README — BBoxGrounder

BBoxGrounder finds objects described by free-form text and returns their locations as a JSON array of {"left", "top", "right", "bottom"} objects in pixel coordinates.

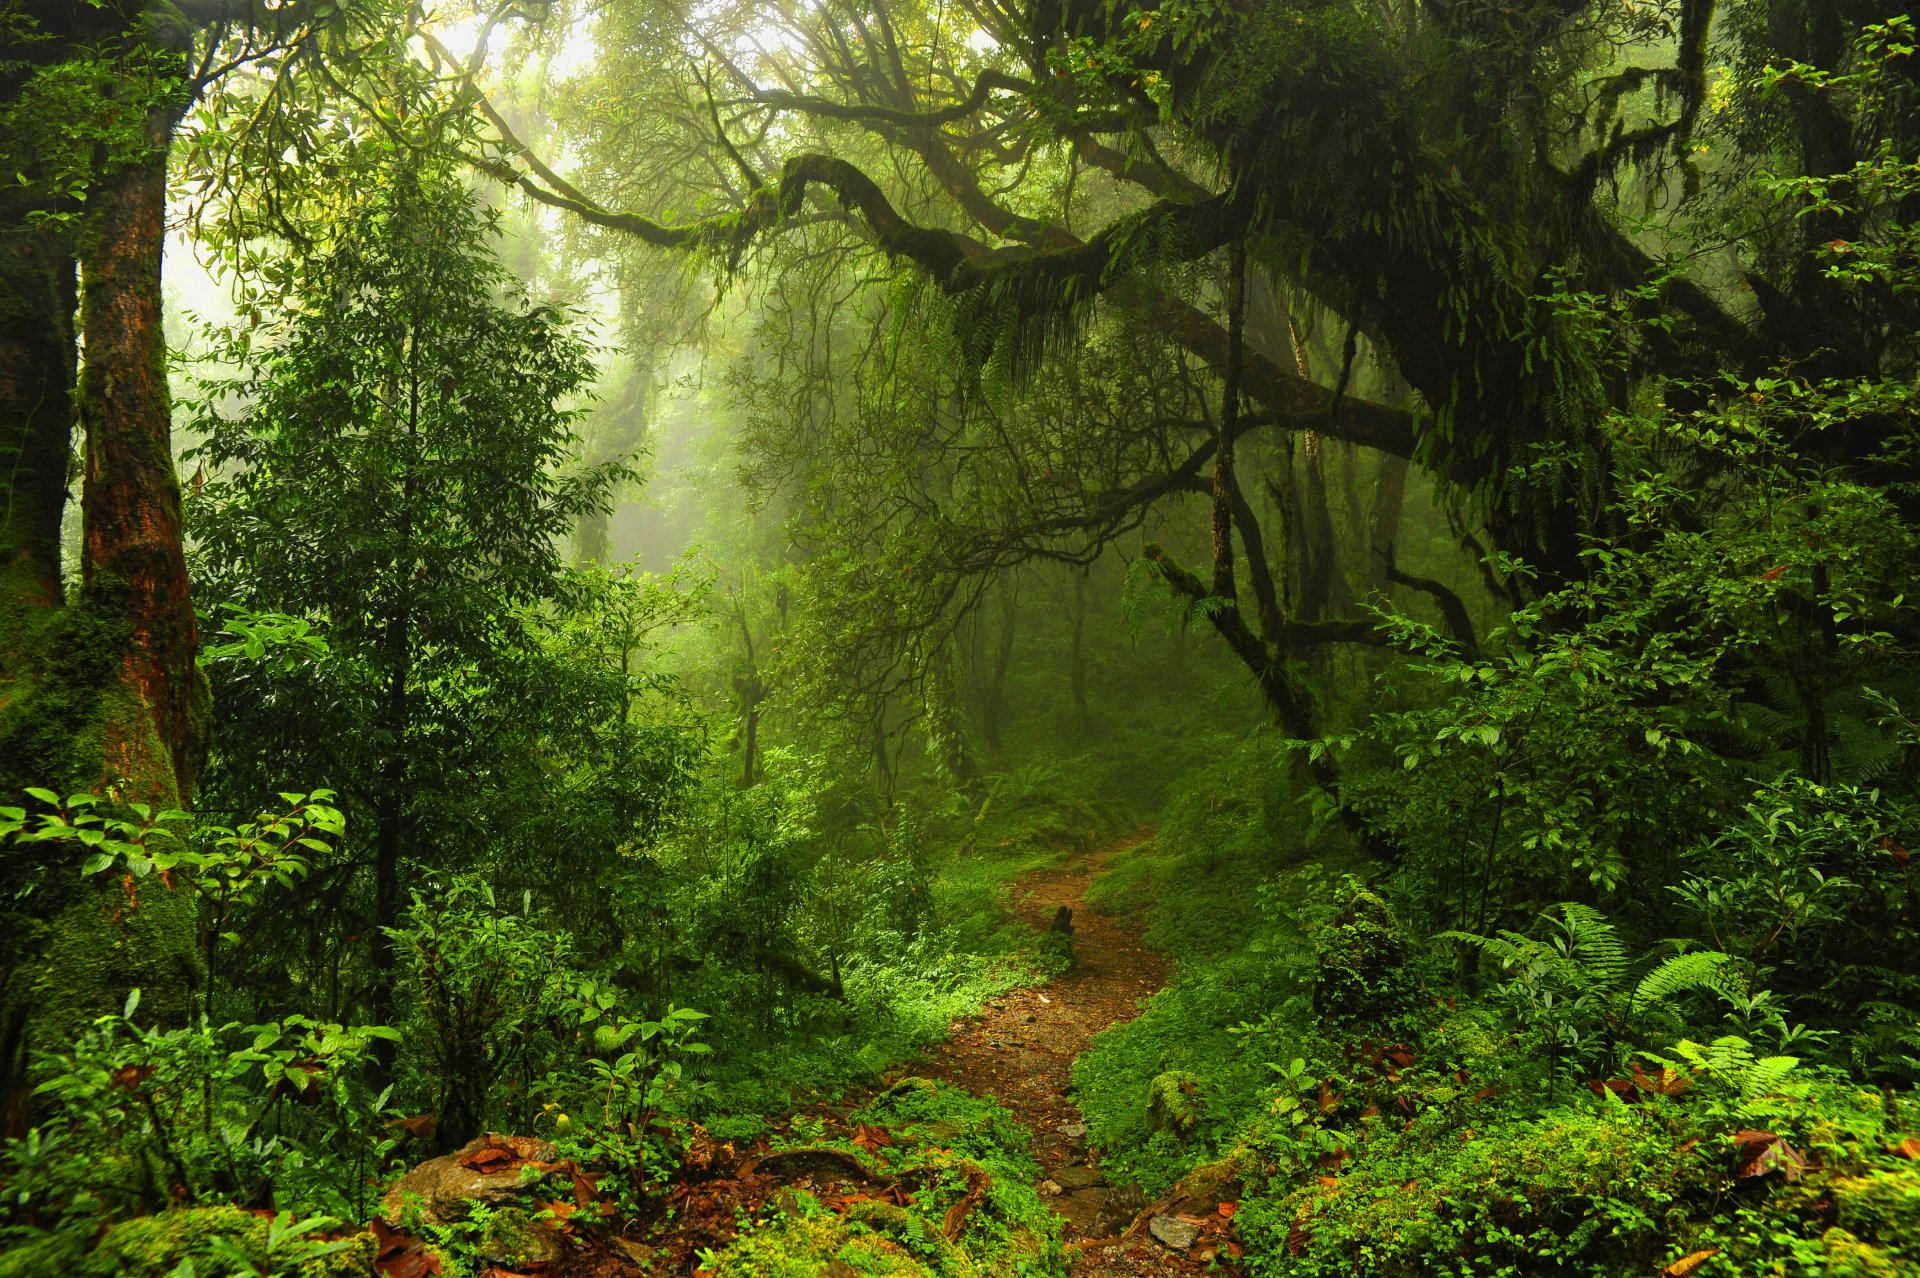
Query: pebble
[{"left": 1060, "top": 1121, "right": 1089, "bottom": 1139}]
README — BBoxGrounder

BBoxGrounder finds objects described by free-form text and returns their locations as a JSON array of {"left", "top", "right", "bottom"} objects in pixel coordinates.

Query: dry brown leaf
[{"left": 1662, "top": 1249, "right": 1719, "bottom": 1277}]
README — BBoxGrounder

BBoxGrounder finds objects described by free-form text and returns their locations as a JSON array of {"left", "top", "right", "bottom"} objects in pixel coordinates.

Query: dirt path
[{"left": 909, "top": 836, "right": 1231, "bottom": 1276}]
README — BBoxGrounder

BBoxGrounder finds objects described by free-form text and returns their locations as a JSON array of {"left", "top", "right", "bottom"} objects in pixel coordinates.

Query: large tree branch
[
  {"left": 743, "top": 68, "right": 1037, "bottom": 128},
  {"left": 459, "top": 77, "right": 1428, "bottom": 467}
]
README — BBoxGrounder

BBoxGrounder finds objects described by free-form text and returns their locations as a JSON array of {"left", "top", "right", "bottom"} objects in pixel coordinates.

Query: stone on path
[{"left": 1054, "top": 1163, "right": 1105, "bottom": 1190}]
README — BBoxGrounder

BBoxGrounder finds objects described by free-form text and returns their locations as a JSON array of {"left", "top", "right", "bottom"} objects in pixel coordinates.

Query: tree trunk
[
  {"left": 79, "top": 135, "right": 207, "bottom": 801},
  {"left": 1, "top": 107, "right": 202, "bottom": 1130},
  {"left": 0, "top": 221, "right": 75, "bottom": 606},
  {"left": 1069, "top": 566, "right": 1090, "bottom": 736},
  {"left": 981, "top": 575, "right": 1017, "bottom": 755}
]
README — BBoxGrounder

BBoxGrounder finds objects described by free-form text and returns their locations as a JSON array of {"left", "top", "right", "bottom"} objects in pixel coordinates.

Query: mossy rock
[
  {"left": 1147, "top": 1070, "right": 1204, "bottom": 1138},
  {"left": 706, "top": 1201, "right": 938, "bottom": 1277},
  {"left": 1814, "top": 1227, "right": 1904, "bottom": 1278},
  {"left": 0, "top": 1229, "right": 88, "bottom": 1278},
  {"left": 89, "top": 1206, "right": 373, "bottom": 1278}
]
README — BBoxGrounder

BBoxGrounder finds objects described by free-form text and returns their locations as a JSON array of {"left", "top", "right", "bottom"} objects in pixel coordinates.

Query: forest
[{"left": 3, "top": 0, "right": 1919, "bottom": 1274}]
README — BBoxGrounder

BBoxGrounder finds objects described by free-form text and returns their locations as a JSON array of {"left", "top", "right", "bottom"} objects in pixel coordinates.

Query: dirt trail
[{"left": 910, "top": 836, "right": 1232, "bottom": 1276}]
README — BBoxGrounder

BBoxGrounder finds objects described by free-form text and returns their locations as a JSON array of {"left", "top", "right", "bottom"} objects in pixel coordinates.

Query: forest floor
[
  {"left": 910, "top": 834, "right": 1241, "bottom": 1276},
  {"left": 539, "top": 834, "right": 1239, "bottom": 1278}
]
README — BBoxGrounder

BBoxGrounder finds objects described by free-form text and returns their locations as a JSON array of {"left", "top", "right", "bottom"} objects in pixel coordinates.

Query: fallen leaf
[
  {"left": 1733, "top": 1130, "right": 1805, "bottom": 1182},
  {"left": 387, "top": 1113, "right": 438, "bottom": 1143},
  {"left": 1662, "top": 1249, "right": 1719, "bottom": 1277},
  {"left": 1217, "top": 1201, "right": 1238, "bottom": 1219},
  {"left": 1890, "top": 1136, "right": 1920, "bottom": 1160},
  {"left": 851, "top": 1122, "right": 894, "bottom": 1151},
  {"left": 372, "top": 1218, "right": 443, "bottom": 1278}
]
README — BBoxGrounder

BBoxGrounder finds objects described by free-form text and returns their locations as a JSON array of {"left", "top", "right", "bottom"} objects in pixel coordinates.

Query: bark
[
  {"left": 0, "top": 220, "right": 75, "bottom": 607},
  {"left": 78, "top": 132, "right": 206, "bottom": 800},
  {"left": 2, "top": 91, "right": 203, "bottom": 1130},
  {"left": 1068, "top": 566, "right": 1090, "bottom": 735},
  {"left": 1368, "top": 456, "right": 1411, "bottom": 599},
  {"left": 981, "top": 576, "right": 1017, "bottom": 754}
]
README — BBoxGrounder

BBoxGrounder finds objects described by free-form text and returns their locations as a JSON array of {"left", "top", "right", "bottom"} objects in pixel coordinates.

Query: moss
[
  {"left": 93, "top": 1207, "right": 263, "bottom": 1276},
  {"left": 89, "top": 1207, "right": 372, "bottom": 1278},
  {"left": 1148, "top": 1069, "right": 1205, "bottom": 1137},
  {"left": 0, "top": 1228, "right": 89, "bottom": 1278},
  {"left": 1241, "top": 1108, "right": 1703, "bottom": 1276},
  {"left": 478, "top": 1206, "right": 557, "bottom": 1268},
  {"left": 706, "top": 1195, "right": 938, "bottom": 1278},
  {"left": 1814, "top": 1227, "right": 1905, "bottom": 1277},
  {"left": 0, "top": 586, "right": 202, "bottom": 1106},
  {"left": 1835, "top": 1164, "right": 1920, "bottom": 1243}
]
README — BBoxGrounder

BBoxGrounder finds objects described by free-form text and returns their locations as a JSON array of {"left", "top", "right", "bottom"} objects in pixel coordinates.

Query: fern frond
[
  {"left": 1554, "top": 902, "right": 1630, "bottom": 991},
  {"left": 1744, "top": 1055, "right": 1802, "bottom": 1096},
  {"left": 1634, "top": 950, "right": 1737, "bottom": 1011}
]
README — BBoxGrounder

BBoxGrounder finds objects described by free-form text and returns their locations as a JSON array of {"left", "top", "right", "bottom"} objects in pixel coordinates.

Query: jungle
[{"left": 3, "top": 1, "right": 1920, "bottom": 1275}]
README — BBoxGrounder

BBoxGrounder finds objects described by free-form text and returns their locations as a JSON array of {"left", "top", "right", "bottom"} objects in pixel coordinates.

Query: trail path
[{"left": 910, "top": 836, "right": 1231, "bottom": 1276}]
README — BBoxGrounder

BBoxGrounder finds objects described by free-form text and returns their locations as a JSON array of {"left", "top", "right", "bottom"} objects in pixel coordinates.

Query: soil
[{"left": 911, "top": 836, "right": 1242, "bottom": 1277}]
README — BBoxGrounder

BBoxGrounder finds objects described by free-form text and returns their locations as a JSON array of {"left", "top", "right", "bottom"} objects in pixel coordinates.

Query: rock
[
  {"left": 1052, "top": 1192, "right": 1106, "bottom": 1233},
  {"left": 380, "top": 1135, "right": 556, "bottom": 1226},
  {"left": 610, "top": 1237, "right": 658, "bottom": 1265},
  {"left": 1150, "top": 1215, "right": 1203, "bottom": 1251},
  {"left": 1054, "top": 1164, "right": 1105, "bottom": 1191},
  {"left": 1059, "top": 1121, "right": 1089, "bottom": 1140},
  {"left": 1092, "top": 1185, "right": 1145, "bottom": 1236},
  {"left": 479, "top": 1206, "right": 566, "bottom": 1268}
]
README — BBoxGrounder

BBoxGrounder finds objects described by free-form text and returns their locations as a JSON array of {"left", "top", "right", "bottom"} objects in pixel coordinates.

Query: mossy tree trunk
[
  {"left": 79, "top": 118, "right": 207, "bottom": 802},
  {"left": 1, "top": 59, "right": 203, "bottom": 1130}
]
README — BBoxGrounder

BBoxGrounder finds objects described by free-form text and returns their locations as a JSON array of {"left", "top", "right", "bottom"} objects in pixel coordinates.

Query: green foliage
[
  {"left": 1311, "top": 878, "right": 1413, "bottom": 1027},
  {"left": 89, "top": 1207, "right": 372, "bottom": 1278},
  {"left": 390, "top": 879, "right": 575, "bottom": 1150},
  {"left": 6, "top": 1001, "right": 398, "bottom": 1227}
]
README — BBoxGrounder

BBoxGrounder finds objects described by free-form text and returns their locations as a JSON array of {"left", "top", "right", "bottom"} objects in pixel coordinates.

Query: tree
[
  {"left": 188, "top": 158, "right": 627, "bottom": 1036},
  {"left": 423, "top": 0, "right": 1920, "bottom": 836}
]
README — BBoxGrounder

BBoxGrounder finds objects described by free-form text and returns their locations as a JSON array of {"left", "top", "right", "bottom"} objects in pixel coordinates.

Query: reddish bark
[{"left": 78, "top": 115, "right": 203, "bottom": 800}]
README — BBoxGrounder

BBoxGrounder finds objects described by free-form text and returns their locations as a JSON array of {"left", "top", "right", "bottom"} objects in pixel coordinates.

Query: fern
[
  {"left": 1550, "top": 903, "right": 1631, "bottom": 991},
  {"left": 1633, "top": 950, "right": 1738, "bottom": 1012}
]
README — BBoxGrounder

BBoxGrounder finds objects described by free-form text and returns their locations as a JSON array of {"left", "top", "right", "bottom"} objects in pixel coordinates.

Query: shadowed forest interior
[{"left": 4, "top": 1, "right": 1920, "bottom": 1275}]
